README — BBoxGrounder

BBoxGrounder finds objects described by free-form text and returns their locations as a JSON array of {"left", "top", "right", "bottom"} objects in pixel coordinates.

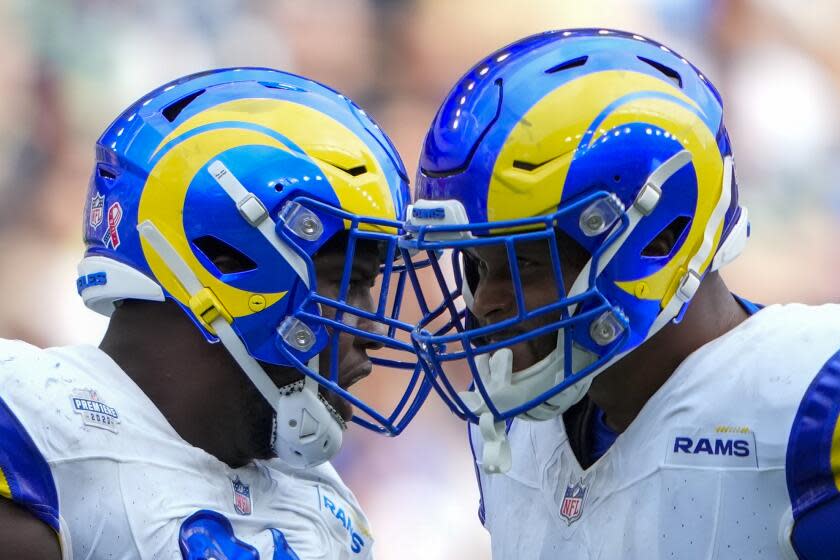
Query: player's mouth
[
  {"left": 481, "top": 328, "right": 556, "bottom": 372},
  {"left": 320, "top": 360, "right": 372, "bottom": 423}
]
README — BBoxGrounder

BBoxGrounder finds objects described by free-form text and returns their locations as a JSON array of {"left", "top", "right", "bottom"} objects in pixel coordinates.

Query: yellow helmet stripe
[
  {"left": 488, "top": 71, "right": 703, "bottom": 223},
  {"left": 153, "top": 98, "right": 397, "bottom": 225}
]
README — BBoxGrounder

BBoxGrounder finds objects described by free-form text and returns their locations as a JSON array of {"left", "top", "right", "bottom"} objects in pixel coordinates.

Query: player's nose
[
  {"left": 354, "top": 316, "right": 387, "bottom": 352},
  {"left": 349, "top": 289, "right": 387, "bottom": 351},
  {"left": 471, "top": 275, "right": 516, "bottom": 325}
]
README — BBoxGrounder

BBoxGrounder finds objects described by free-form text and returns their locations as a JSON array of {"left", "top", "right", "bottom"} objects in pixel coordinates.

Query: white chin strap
[
  {"left": 458, "top": 345, "right": 597, "bottom": 473},
  {"left": 460, "top": 152, "right": 744, "bottom": 475},
  {"left": 271, "top": 359, "right": 346, "bottom": 470},
  {"left": 129, "top": 160, "right": 346, "bottom": 470}
]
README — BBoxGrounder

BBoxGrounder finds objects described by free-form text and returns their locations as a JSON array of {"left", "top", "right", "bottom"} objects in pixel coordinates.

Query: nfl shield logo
[
  {"left": 231, "top": 477, "right": 252, "bottom": 516},
  {"left": 89, "top": 192, "right": 104, "bottom": 229},
  {"left": 560, "top": 480, "right": 587, "bottom": 525}
]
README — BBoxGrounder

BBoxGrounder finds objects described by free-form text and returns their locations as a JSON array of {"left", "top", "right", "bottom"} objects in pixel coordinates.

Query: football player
[
  {"left": 0, "top": 67, "right": 429, "bottom": 558},
  {"left": 401, "top": 30, "right": 840, "bottom": 559}
]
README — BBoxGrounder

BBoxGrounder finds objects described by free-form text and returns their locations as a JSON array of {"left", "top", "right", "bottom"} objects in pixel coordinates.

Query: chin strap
[
  {"left": 271, "top": 359, "right": 346, "bottom": 469},
  {"left": 459, "top": 350, "right": 514, "bottom": 474},
  {"left": 460, "top": 346, "right": 597, "bottom": 474},
  {"left": 137, "top": 219, "right": 343, "bottom": 470}
]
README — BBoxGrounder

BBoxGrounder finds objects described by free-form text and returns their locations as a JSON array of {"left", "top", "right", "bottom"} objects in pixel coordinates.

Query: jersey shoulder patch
[{"left": 786, "top": 346, "right": 840, "bottom": 558}]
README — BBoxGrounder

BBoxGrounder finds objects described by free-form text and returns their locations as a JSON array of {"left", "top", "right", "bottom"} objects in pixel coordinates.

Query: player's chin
[
  {"left": 496, "top": 334, "right": 557, "bottom": 373},
  {"left": 322, "top": 389, "right": 354, "bottom": 424},
  {"left": 250, "top": 423, "right": 278, "bottom": 461}
]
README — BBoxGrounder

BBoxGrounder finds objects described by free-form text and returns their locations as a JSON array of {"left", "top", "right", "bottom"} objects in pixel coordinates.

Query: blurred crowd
[{"left": 1, "top": 0, "right": 838, "bottom": 558}]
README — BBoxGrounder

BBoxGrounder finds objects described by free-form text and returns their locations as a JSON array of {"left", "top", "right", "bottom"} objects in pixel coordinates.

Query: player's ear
[{"left": 641, "top": 216, "right": 691, "bottom": 258}]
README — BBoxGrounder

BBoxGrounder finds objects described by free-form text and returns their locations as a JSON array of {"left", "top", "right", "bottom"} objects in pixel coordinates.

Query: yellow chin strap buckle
[{"left": 189, "top": 287, "right": 233, "bottom": 334}]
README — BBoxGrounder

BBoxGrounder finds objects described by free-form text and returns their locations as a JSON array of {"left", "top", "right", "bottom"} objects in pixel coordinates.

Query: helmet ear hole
[
  {"left": 641, "top": 215, "right": 691, "bottom": 257},
  {"left": 193, "top": 235, "right": 257, "bottom": 274}
]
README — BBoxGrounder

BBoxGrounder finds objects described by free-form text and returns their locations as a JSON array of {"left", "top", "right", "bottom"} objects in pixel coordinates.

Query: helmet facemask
[{"left": 401, "top": 151, "right": 739, "bottom": 473}]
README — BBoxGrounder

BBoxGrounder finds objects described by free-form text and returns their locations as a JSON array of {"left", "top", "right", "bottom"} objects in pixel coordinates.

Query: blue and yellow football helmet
[
  {"left": 77, "top": 68, "right": 430, "bottom": 468},
  {"left": 400, "top": 30, "right": 749, "bottom": 472}
]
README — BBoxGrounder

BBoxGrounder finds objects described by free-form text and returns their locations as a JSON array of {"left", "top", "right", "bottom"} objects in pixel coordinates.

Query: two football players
[{"left": 2, "top": 29, "right": 838, "bottom": 560}]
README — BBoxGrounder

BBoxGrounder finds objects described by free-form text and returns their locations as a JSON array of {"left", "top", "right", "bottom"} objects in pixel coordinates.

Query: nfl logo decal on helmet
[{"left": 89, "top": 192, "right": 105, "bottom": 229}]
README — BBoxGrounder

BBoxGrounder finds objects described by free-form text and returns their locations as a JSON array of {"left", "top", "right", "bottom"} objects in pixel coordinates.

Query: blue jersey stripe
[
  {"left": 786, "top": 347, "right": 840, "bottom": 558},
  {"left": 0, "top": 395, "right": 59, "bottom": 532}
]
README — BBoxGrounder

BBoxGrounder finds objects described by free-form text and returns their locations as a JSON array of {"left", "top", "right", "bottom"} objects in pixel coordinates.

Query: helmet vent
[
  {"left": 259, "top": 81, "right": 306, "bottom": 93},
  {"left": 511, "top": 155, "right": 558, "bottom": 172},
  {"left": 637, "top": 57, "right": 682, "bottom": 88},
  {"left": 545, "top": 56, "right": 588, "bottom": 74},
  {"left": 323, "top": 162, "right": 368, "bottom": 177},
  {"left": 642, "top": 215, "right": 691, "bottom": 257},
  {"left": 343, "top": 165, "right": 368, "bottom": 176},
  {"left": 97, "top": 165, "right": 117, "bottom": 180},
  {"left": 162, "top": 90, "right": 205, "bottom": 122},
  {"left": 193, "top": 235, "right": 257, "bottom": 274}
]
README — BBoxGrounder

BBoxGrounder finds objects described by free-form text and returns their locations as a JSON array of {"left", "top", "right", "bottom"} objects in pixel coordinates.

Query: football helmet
[
  {"left": 78, "top": 68, "right": 430, "bottom": 468},
  {"left": 400, "top": 30, "right": 749, "bottom": 472}
]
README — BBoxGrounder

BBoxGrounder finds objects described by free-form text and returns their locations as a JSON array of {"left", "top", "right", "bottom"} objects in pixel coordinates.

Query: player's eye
[
  {"left": 463, "top": 251, "right": 484, "bottom": 271},
  {"left": 349, "top": 273, "right": 376, "bottom": 290},
  {"left": 515, "top": 255, "right": 540, "bottom": 270}
]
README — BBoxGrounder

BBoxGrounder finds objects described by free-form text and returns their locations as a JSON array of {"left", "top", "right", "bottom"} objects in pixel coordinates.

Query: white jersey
[
  {"left": 0, "top": 340, "right": 373, "bottom": 560},
  {"left": 469, "top": 303, "right": 840, "bottom": 559}
]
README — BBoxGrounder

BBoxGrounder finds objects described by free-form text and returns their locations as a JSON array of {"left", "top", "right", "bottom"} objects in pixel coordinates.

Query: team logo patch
[
  {"left": 102, "top": 202, "right": 123, "bottom": 249},
  {"left": 560, "top": 479, "right": 587, "bottom": 525},
  {"left": 89, "top": 192, "right": 105, "bottom": 229},
  {"left": 231, "top": 477, "right": 252, "bottom": 516},
  {"left": 71, "top": 388, "right": 120, "bottom": 433}
]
